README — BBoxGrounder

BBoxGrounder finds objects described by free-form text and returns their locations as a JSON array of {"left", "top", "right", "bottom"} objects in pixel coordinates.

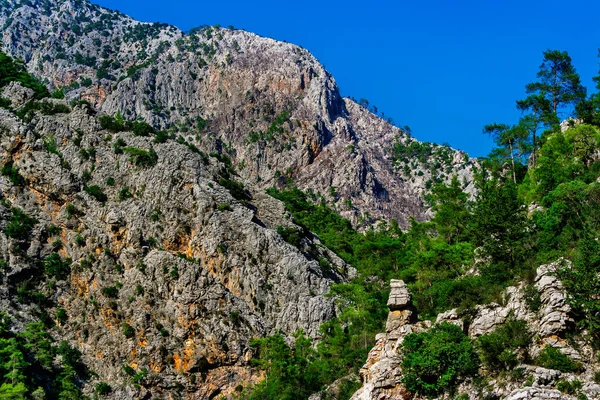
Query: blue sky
[{"left": 94, "top": 0, "right": 600, "bottom": 157}]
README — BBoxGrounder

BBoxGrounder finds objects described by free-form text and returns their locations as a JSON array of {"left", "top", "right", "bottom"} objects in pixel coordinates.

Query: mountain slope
[{"left": 0, "top": 0, "right": 475, "bottom": 229}]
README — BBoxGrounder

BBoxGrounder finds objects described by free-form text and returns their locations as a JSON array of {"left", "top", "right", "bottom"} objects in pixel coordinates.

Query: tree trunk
[{"left": 509, "top": 141, "right": 516, "bottom": 184}]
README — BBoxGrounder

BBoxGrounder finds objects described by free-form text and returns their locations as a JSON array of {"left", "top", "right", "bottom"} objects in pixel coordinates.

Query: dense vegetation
[
  {"left": 0, "top": 51, "right": 49, "bottom": 100},
  {"left": 247, "top": 49, "right": 600, "bottom": 398}
]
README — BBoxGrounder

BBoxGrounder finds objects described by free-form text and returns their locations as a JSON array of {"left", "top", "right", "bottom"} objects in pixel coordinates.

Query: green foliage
[
  {"left": 0, "top": 51, "right": 49, "bottom": 99},
  {"left": 123, "top": 146, "right": 158, "bottom": 167},
  {"left": 557, "top": 238, "right": 600, "bottom": 343},
  {"left": 535, "top": 346, "right": 581, "bottom": 373},
  {"left": 218, "top": 178, "right": 249, "bottom": 200},
  {"left": 477, "top": 319, "right": 531, "bottom": 372},
  {"left": 277, "top": 225, "right": 304, "bottom": 248},
  {"left": 5, "top": 208, "right": 37, "bottom": 241},
  {"left": 43, "top": 253, "right": 70, "bottom": 279},
  {"left": 95, "top": 382, "right": 111, "bottom": 396},
  {"left": 118, "top": 187, "right": 133, "bottom": 201},
  {"left": 84, "top": 185, "right": 107, "bottom": 202},
  {"left": 217, "top": 203, "right": 232, "bottom": 212},
  {"left": 556, "top": 379, "right": 583, "bottom": 395},
  {"left": 51, "top": 88, "right": 65, "bottom": 99},
  {"left": 121, "top": 323, "right": 135, "bottom": 339},
  {"left": 247, "top": 331, "right": 325, "bottom": 400},
  {"left": 65, "top": 203, "right": 83, "bottom": 219},
  {"left": 401, "top": 323, "right": 479, "bottom": 396},
  {"left": 523, "top": 285, "right": 542, "bottom": 312},
  {"left": 102, "top": 286, "right": 119, "bottom": 299},
  {"left": 1, "top": 161, "right": 25, "bottom": 186}
]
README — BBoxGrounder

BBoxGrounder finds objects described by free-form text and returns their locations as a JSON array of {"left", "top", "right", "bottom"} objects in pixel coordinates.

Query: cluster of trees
[{"left": 249, "top": 48, "right": 600, "bottom": 399}]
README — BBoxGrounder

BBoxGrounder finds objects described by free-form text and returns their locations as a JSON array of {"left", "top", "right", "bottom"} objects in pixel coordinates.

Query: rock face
[
  {"left": 0, "top": 82, "right": 351, "bottom": 398},
  {"left": 351, "top": 269, "right": 600, "bottom": 400},
  {"left": 0, "top": 0, "right": 476, "bottom": 229}
]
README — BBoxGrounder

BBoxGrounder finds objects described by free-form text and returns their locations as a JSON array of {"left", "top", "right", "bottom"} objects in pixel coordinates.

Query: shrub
[
  {"left": 122, "top": 323, "right": 135, "bottom": 338},
  {"left": 154, "top": 130, "right": 170, "bottom": 143},
  {"left": 132, "top": 121, "right": 155, "bottom": 136},
  {"left": 56, "top": 308, "right": 68, "bottom": 323},
  {"left": 477, "top": 319, "right": 531, "bottom": 372},
  {"left": 95, "top": 382, "right": 111, "bottom": 395},
  {"left": 5, "top": 208, "right": 37, "bottom": 240},
  {"left": 1, "top": 161, "right": 25, "bottom": 186},
  {"left": 102, "top": 286, "right": 119, "bottom": 299},
  {"left": 47, "top": 224, "right": 61, "bottom": 236},
  {"left": 65, "top": 203, "right": 83, "bottom": 218},
  {"left": 118, "top": 187, "right": 133, "bottom": 201},
  {"left": 217, "top": 203, "right": 232, "bottom": 212},
  {"left": 84, "top": 185, "right": 107, "bottom": 202},
  {"left": 123, "top": 146, "right": 158, "bottom": 167},
  {"left": 75, "top": 236, "right": 86, "bottom": 247},
  {"left": 43, "top": 253, "right": 70, "bottom": 279},
  {"left": 277, "top": 225, "right": 303, "bottom": 248},
  {"left": 0, "top": 51, "right": 49, "bottom": 99},
  {"left": 523, "top": 285, "right": 542, "bottom": 312},
  {"left": 556, "top": 379, "right": 583, "bottom": 395},
  {"left": 401, "top": 322, "right": 479, "bottom": 396},
  {"left": 218, "top": 178, "right": 249, "bottom": 200},
  {"left": 113, "top": 138, "right": 126, "bottom": 154},
  {"left": 535, "top": 346, "right": 582, "bottom": 373}
]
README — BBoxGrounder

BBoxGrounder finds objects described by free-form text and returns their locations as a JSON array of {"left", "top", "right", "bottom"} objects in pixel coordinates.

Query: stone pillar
[{"left": 385, "top": 280, "right": 416, "bottom": 334}]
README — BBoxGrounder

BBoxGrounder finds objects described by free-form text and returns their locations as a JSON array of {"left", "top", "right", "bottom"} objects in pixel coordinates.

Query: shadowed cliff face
[{"left": 1, "top": 0, "right": 475, "bottom": 229}]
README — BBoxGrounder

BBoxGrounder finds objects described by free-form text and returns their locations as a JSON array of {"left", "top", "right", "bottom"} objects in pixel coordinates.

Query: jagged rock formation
[
  {"left": 351, "top": 268, "right": 600, "bottom": 400},
  {"left": 0, "top": 0, "right": 475, "bottom": 229},
  {"left": 0, "top": 82, "right": 352, "bottom": 397}
]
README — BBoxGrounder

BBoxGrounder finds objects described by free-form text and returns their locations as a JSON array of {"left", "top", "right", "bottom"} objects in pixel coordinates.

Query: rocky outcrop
[
  {"left": 0, "top": 0, "right": 476, "bottom": 229},
  {"left": 352, "top": 271, "right": 600, "bottom": 400}
]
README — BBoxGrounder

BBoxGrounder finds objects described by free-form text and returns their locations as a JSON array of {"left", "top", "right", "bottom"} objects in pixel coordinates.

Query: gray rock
[{"left": 387, "top": 279, "right": 411, "bottom": 311}]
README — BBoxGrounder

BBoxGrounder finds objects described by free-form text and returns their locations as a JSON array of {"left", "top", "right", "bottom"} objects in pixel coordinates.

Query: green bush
[
  {"left": 123, "top": 146, "right": 158, "bottom": 167},
  {"left": 535, "top": 346, "right": 582, "bottom": 373},
  {"left": 118, "top": 187, "right": 133, "bottom": 201},
  {"left": 0, "top": 51, "right": 49, "bottom": 99},
  {"left": 277, "top": 225, "right": 304, "bottom": 248},
  {"left": 65, "top": 203, "right": 83, "bottom": 218},
  {"left": 95, "top": 382, "right": 111, "bottom": 395},
  {"left": 43, "top": 253, "right": 71, "bottom": 279},
  {"left": 5, "top": 208, "right": 37, "bottom": 240},
  {"left": 556, "top": 379, "right": 583, "bottom": 395},
  {"left": 401, "top": 322, "right": 479, "bottom": 396},
  {"left": 477, "top": 319, "right": 531, "bottom": 372},
  {"left": 102, "top": 286, "right": 119, "bottom": 299},
  {"left": 121, "top": 323, "right": 135, "bottom": 338},
  {"left": 1, "top": 161, "right": 25, "bottom": 186},
  {"left": 84, "top": 185, "right": 107, "bottom": 202}
]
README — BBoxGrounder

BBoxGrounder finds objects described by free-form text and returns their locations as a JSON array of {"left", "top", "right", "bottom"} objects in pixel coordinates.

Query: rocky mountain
[{"left": 0, "top": 0, "right": 475, "bottom": 229}]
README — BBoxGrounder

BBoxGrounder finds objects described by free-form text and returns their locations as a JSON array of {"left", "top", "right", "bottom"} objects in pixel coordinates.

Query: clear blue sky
[{"left": 93, "top": 0, "right": 600, "bottom": 157}]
